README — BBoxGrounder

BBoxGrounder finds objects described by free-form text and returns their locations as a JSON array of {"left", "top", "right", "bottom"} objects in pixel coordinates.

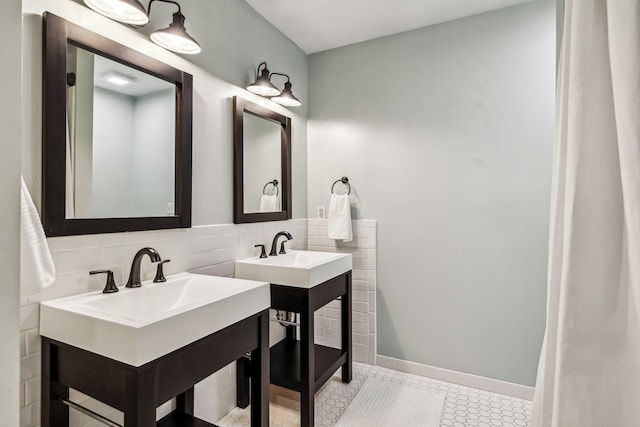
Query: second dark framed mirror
[
  {"left": 233, "top": 96, "right": 292, "bottom": 223},
  {"left": 42, "top": 12, "right": 193, "bottom": 236}
]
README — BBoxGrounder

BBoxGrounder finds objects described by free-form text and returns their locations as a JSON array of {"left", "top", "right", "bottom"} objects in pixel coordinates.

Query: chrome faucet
[
  {"left": 269, "top": 231, "right": 293, "bottom": 256},
  {"left": 125, "top": 247, "right": 161, "bottom": 288}
]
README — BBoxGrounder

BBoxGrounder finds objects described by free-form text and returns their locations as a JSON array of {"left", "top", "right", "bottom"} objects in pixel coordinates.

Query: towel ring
[
  {"left": 263, "top": 179, "right": 279, "bottom": 196},
  {"left": 331, "top": 177, "right": 351, "bottom": 195}
]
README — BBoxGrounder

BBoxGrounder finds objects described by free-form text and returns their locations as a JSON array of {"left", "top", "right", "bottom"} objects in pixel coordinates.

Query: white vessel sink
[
  {"left": 40, "top": 273, "right": 269, "bottom": 366},
  {"left": 235, "top": 250, "right": 352, "bottom": 288}
]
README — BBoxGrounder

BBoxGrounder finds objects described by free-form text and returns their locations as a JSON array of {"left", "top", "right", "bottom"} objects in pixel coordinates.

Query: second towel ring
[
  {"left": 331, "top": 177, "right": 351, "bottom": 195},
  {"left": 263, "top": 179, "right": 279, "bottom": 196}
]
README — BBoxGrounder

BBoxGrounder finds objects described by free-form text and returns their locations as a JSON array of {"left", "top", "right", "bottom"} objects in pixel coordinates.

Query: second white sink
[{"left": 235, "top": 250, "right": 352, "bottom": 288}]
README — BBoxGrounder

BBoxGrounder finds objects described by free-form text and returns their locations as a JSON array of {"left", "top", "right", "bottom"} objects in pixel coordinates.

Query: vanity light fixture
[
  {"left": 84, "top": 0, "right": 149, "bottom": 26},
  {"left": 84, "top": 0, "right": 201, "bottom": 55},
  {"left": 270, "top": 73, "right": 301, "bottom": 107},
  {"left": 148, "top": 0, "right": 201, "bottom": 55},
  {"left": 247, "top": 62, "right": 281, "bottom": 97},
  {"left": 246, "top": 63, "right": 302, "bottom": 107}
]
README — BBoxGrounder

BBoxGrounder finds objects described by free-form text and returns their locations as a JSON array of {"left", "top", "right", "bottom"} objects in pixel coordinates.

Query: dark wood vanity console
[
  {"left": 239, "top": 272, "right": 352, "bottom": 427},
  {"left": 42, "top": 310, "right": 270, "bottom": 427}
]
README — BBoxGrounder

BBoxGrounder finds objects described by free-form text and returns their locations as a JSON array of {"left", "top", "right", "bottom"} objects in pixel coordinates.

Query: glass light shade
[
  {"left": 247, "top": 68, "right": 281, "bottom": 97},
  {"left": 272, "top": 81, "right": 301, "bottom": 107},
  {"left": 150, "top": 12, "right": 202, "bottom": 54},
  {"left": 84, "top": 0, "right": 149, "bottom": 26}
]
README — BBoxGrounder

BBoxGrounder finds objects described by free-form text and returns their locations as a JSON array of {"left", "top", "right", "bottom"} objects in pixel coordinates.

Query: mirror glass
[
  {"left": 242, "top": 112, "right": 282, "bottom": 213},
  {"left": 66, "top": 45, "right": 176, "bottom": 219}
]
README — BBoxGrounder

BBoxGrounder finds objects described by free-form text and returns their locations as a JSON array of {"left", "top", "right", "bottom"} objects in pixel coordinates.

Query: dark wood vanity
[
  {"left": 42, "top": 310, "right": 270, "bottom": 427},
  {"left": 271, "top": 272, "right": 353, "bottom": 427},
  {"left": 238, "top": 272, "right": 352, "bottom": 427}
]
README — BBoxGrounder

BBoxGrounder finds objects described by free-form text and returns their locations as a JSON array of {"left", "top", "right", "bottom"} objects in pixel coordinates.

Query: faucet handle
[
  {"left": 153, "top": 260, "right": 171, "bottom": 283},
  {"left": 254, "top": 244, "right": 267, "bottom": 258},
  {"left": 279, "top": 241, "right": 288, "bottom": 255},
  {"left": 90, "top": 270, "right": 119, "bottom": 294}
]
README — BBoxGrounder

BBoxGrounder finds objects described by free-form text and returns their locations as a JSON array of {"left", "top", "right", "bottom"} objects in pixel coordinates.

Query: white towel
[
  {"left": 328, "top": 193, "right": 352, "bottom": 242},
  {"left": 259, "top": 194, "right": 279, "bottom": 212},
  {"left": 20, "top": 177, "right": 56, "bottom": 296}
]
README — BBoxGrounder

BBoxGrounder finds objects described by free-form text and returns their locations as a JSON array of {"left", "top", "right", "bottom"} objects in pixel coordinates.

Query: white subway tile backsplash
[
  {"left": 20, "top": 354, "right": 40, "bottom": 383},
  {"left": 352, "top": 279, "right": 368, "bottom": 291},
  {"left": 353, "top": 301, "right": 369, "bottom": 314},
  {"left": 24, "top": 377, "right": 41, "bottom": 406},
  {"left": 352, "top": 291, "right": 368, "bottom": 303},
  {"left": 19, "top": 401, "right": 40, "bottom": 427},
  {"left": 353, "top": 258, "right": 369, "bottom": 270},
  {"left": 52, "top": 247, "right": 103, "bottom": 275},
  {"left": 20, "top": 332, "right": 27, "bottom": 358},
  {"left": 352, "top": 322, "right": 370, "bottom": 335},
  {"left": 369, "top": 313, "right": 377, "bottom": 333},
  {"left": 24, "top": 329, "right": 41, "bottom": 355},
  {"left": 19, "top": 304, "right": 39, "bottom": 332},
  {"left": 19, "top": 383, "right": 25, "bottom": 408},
  {"left": 352, "top": 269, "right": 368, "bottom": 281},
  {"left": 47, "top": 233, "right": 125, "bottom": 253}
]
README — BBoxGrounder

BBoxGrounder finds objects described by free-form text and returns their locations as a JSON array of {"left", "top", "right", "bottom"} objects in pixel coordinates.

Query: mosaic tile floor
[{"left": 217, "top": 363, "right": 532, "bottom": 427}]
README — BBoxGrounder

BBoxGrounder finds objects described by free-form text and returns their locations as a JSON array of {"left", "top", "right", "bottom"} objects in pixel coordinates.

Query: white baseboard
[{"left": 375, "top": 355, "right": 534, "bottom": 401}]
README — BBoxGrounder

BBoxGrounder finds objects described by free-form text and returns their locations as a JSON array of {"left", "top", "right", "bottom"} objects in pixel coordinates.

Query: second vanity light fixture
[
  {"left": 247, "top": 62, "right": 302, "bottom": 107},
  {"left": 84, "top": 0, "right": 202, "bottom": 54}
]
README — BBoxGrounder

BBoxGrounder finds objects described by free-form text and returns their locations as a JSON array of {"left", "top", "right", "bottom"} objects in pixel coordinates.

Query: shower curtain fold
[{"left": 531, "top": 1, "right": 640, "bottom": 426}]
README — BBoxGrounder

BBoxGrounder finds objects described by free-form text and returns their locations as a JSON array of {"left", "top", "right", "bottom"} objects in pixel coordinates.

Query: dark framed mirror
[
  {"left": 233, "top": 96, "right": 292, "bottom": 223},
  {"left": 42, "top": 12, "right": 192, "bottom": 236}
]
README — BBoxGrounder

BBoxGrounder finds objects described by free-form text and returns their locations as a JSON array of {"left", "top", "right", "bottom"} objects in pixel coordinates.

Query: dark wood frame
[
  {"left": 42, "top": 309, "right": 270, "bottom": 427},
  {"left": 42, "top": 12, "right": 193, "bottom": 236},
  {"left": 237, "top": 272, "right": 352, "bottom": 427},
  {"left": 233, "top": 96, "right": 292, "bottom": 223}
]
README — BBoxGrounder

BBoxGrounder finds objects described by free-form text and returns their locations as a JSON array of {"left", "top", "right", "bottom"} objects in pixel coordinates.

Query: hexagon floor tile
[{"left": 216, "top": 362, "right": 532, "bottom": 427}]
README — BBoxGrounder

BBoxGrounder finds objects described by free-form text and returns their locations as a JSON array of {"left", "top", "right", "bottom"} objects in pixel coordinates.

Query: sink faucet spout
[
  {"left": 126, "top": 247, "right": 161, "bottom": 288},
  {"left": 269, "top": 231, "right": 293, "bottom": 256}
]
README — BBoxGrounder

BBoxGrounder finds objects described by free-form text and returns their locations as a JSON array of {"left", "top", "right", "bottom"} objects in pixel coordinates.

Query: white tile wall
[
  {"left": 19, "top": 218, "right": 378, "bottom": 427},
  {"left": 307, "top": 219, "right": 377, "bottom": 365}
]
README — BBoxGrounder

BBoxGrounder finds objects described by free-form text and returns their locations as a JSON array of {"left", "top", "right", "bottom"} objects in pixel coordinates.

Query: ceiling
[{"left": 244, "top": 0, "right": 535, "bottom": 54}]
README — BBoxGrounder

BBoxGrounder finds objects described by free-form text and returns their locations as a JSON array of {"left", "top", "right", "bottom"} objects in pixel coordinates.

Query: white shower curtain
[{"left": 531, "top": 1, "right": 640, "bottom": 426}]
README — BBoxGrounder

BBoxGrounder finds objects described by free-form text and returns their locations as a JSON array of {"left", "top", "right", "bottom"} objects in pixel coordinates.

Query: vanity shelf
[
  {"left": 270, "top": 339, "right": 348, "bottom": 392},
  {"left": 156, "top": 411, "right": 216, "bottom": 427},
  {"left": 42, "top": 310, "right": 270, "bottom": 427}
]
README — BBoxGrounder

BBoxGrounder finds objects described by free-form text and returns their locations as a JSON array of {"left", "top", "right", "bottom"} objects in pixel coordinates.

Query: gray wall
[
  {"left": 0, "top": 0, "right": 22, "bottom": 424},
  {"left": 308, "top": 0, "right": 555, "bottom": 386}
]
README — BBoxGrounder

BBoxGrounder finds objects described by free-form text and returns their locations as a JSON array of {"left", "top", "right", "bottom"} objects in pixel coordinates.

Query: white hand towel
[
  {"left": 20, "top": 177, "right": 56, "bottom": 296},
  {"left": 328, "top": 193, "right": 352, "bottom": 242},
  {"left": 259, "top": 194, "right": 279, "bottom": 212}
]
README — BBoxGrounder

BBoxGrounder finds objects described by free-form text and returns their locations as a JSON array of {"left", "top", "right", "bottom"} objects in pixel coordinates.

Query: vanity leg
[
  {"left": 41, "top": 340, "right": 69, "bottom": 427},
  {"left": 250, "top": 310, "right": 269, "bottom": 427},
  {"left": 236, "top": 356, "right": 251, "bottom": 409},
  {"left": 300, "top": 299, "right": 315, "bottom": 427},
  {"left": 341, "top": 273, "right": 353, "bottom": 383},
  {"left": 123, "top": 370, "right": 156, "bottom": 426},
  {"left": 176, "top": 387, "right": 195, "bottom": 415}
]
